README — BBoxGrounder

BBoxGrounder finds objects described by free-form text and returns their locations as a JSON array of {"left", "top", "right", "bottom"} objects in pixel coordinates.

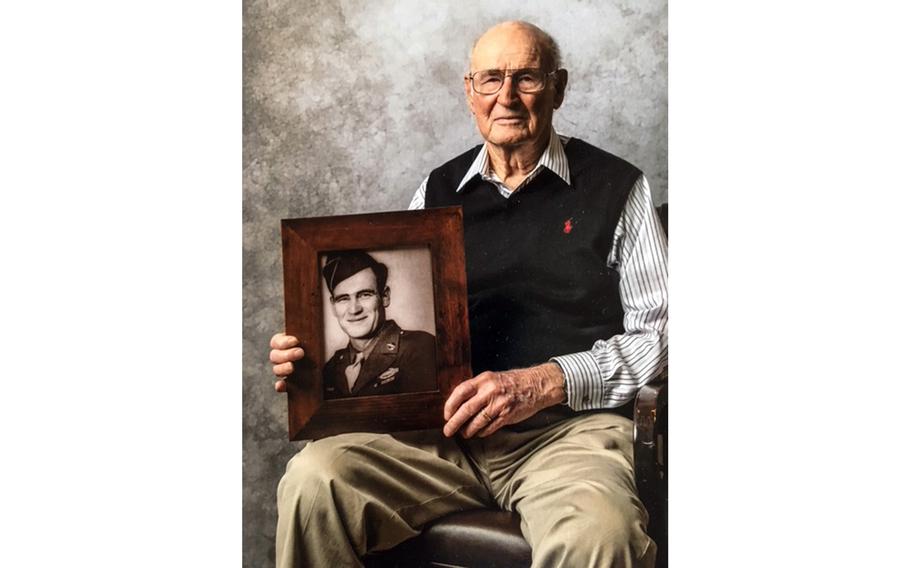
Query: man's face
[
  {"left": 464, "top": 25, "right": 566, "bottom": 150},
  {"left": 330, "top": 267, "right": 389, "bottom": 340}
]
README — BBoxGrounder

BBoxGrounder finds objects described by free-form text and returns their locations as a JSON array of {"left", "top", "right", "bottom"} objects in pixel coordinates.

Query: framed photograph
[{"left": 280, "top": 207, "right": 471, "bottom": 440}]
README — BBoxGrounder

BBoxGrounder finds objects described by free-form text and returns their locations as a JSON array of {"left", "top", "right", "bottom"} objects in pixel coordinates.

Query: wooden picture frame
[{"left": 280, "top": 207, "right": 471, "bottom": 440}]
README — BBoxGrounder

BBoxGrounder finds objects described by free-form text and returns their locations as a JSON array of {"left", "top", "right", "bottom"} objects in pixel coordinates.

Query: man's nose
[
  {"left": 497, "top": 75, "right": 519, "bottom": 105},
  {"left": 348, "top": 298, "right": 363, "bottom": 314}
]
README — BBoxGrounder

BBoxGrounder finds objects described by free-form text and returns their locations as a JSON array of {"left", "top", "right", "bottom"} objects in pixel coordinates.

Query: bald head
[
  {"left": 471, "top": 21, "right": 562, "bottom": 72},
  {"left": 463, "top": 20, "right": 568, "bottom": 152}
]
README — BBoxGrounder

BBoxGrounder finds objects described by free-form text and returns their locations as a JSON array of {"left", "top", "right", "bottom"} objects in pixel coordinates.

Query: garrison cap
[{"left": 322, "top": 250, "right": 388, "bottom": 293}]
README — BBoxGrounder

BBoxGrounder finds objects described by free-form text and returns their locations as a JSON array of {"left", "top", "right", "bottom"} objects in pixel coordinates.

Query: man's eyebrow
[{"left": 333, "top": 288, "right": 376, "bottom": 301}]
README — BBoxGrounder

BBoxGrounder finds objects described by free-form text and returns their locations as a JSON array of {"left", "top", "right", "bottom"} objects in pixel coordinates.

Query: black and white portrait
[{"left": 319, "top": 247, "right": 437, "bottom": 398}]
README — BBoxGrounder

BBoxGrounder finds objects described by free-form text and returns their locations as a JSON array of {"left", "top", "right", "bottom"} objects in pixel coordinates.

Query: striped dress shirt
[{"left": 409, "top": 130, "right": 668, "bottom": 410}]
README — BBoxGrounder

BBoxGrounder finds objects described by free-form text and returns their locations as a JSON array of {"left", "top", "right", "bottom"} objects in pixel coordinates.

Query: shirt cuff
[{"left": 551, "top": 351, "right": 604, "bottom": 411}]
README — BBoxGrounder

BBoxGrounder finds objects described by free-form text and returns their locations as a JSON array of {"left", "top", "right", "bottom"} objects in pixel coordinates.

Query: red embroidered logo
[{"left": 563, "top": 218, "right": 574, "bottom": 234}]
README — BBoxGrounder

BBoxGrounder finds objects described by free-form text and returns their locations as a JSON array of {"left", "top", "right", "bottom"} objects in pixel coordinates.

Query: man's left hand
[{"left": 443, "top": 362, "right": 567, "bottom": 438}]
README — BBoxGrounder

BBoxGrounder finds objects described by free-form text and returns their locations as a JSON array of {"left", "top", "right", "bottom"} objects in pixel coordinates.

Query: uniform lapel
[{"left": 332, "top": 349, "right": 354, "bottom": 396}]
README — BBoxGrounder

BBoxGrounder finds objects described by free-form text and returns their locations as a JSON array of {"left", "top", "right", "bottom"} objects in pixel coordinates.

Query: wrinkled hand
[
  {"left": 443, "top": 362, "right": 567, "bottom": 438},
  {"left": 269, "top": 333, "right": 305, "bottom": 393}
]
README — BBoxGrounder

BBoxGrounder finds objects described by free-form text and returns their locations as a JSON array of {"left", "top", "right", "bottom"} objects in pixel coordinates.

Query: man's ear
[
  {"left": 464, "top": 76, "right": 475, "bottom": 115},
  {"left": 553, "top": 69, "right": 568, "bottom": 110},
  {"left": 382, "top": 287, "right": 391, "bottom": 308}
]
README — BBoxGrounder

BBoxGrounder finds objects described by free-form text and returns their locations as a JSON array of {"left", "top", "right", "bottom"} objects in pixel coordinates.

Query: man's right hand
[{"left": 269, "top": 333, "right": 305, "bottom": 393}]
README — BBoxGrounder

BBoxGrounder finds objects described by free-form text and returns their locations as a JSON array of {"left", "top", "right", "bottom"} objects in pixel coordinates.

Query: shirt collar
[{"left": 456, "top": 128, "right": 572, "bottom": 192}]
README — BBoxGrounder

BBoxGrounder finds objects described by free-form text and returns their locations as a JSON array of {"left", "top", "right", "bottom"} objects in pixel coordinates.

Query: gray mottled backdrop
[{"left": 243, "top": 0, "right": 667, "bottom": 565}]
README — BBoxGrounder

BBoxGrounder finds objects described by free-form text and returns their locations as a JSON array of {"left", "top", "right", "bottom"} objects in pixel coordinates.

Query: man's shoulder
[
  {"left": 564, "top": 137, "right": 642, "bottom": 176},
  {"left": 398, "top": 328, "right": 436, "bottom": 347},
  {"left": 428, "top": 144, "right": 484, "bottom": 180},
  {"left": 378, "top": 320, "right": 435, "bottom": 350},
  {"left": 396, "top": 328, "right": 436, "bottom": 367},
  {"left": 385, "top": 320, "right": 434, "bottom": 344},
  {"left": 323, "top": 348, "right": 348, "bottom": 373},
  {"left": 422, "top": 145, "right": 484, "bottom": 205}
]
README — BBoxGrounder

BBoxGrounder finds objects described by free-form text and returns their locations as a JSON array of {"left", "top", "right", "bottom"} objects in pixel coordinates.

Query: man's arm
[
  {"left": 408, "top": 177, "right": 429, "bottom": 210},
  {"left": 398, "top": 331, "right": 439, "bottom": 393},
  {"left": 551, "top": 174, "right": 668, "bottom": 409}
]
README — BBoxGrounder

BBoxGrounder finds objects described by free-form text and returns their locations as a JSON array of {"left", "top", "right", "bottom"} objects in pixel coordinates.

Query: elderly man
[
  {"left": 269, "top": 20, "right": 667, "bottom": 568},
  {"left": 321, "top": 250, "right": 436, "bottom": 398}
]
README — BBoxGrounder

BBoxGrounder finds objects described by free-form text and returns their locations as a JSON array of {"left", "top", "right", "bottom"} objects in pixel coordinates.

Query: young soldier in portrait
[{"left": 321, "top": 250, "right": 437, "bottom": 398}]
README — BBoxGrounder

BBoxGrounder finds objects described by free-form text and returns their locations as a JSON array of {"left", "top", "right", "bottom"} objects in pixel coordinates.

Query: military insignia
[
  {"left": 377, "top": 367, "right": 399, "bottom": 385},
  {"left": 386, "top": 343, "right": 395, "bottom": 351}
]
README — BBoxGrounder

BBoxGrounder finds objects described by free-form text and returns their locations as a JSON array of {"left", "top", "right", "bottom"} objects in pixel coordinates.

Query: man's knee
[
  {"left": 530, "top": 493, "right": 653, "bottom": 568},
  {"left": 276, "top": 435, "right": 388, "bottom": 565},
  {"left": 278, "top": 434, "right": 380, "bottom": 507}
]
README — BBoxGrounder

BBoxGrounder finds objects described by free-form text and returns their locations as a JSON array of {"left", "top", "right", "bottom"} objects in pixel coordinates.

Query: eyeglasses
[{"left": 465, "top": 68, "right": 558, "bottom": 95}]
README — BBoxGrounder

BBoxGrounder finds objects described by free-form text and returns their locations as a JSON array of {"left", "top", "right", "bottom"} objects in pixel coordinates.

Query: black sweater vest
[{"left": 425, "top": 138, "right": 641, "bottom": 379}]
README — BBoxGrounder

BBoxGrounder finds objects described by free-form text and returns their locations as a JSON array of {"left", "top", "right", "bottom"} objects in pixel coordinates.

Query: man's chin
[
  {"left": 344, "top": 326, "right": 378, "bottom": 341},
  {"left": 487, "top": 128, "right": 535, "bottom": 148}
]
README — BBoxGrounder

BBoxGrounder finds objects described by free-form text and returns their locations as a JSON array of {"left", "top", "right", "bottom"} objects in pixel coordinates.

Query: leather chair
[
  {"left": 365, "top": 378, "right": 668, "bottom": 568},
  {"left": 365, "top": 205, "right": 669, "bottom": 568}
]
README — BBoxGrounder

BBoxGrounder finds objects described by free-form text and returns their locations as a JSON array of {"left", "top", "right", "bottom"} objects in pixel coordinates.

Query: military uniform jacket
[{"left": 323, "top": 320, "right": 437, "bottom": 398}]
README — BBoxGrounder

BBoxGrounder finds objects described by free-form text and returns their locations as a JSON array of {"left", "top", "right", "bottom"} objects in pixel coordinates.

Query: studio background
[{"left": 243, "top": 0, "right": 667, "bottom": 565}]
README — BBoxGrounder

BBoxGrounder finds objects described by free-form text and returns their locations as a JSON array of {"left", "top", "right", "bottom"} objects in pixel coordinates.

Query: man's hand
[
  {"left": 443, "top": 362, "right": 567, "bottom": 438},
  {"left": 269, "top": 333, "right": 305, "bottom": 393}
]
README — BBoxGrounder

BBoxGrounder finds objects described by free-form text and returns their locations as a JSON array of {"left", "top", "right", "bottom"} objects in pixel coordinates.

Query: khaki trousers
[{"left": 276, "top": 412, "right": 656, "bottom": 568}]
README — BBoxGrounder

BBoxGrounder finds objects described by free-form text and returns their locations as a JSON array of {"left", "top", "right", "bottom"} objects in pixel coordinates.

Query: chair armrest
[
  {"left": 633, "top": 372, "right": 667, "bottom": 538},
  {"left": 634, "top": 374, "right": 667, "bottom": 475}
]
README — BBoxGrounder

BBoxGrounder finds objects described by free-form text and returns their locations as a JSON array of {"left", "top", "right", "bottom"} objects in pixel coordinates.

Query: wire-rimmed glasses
[{"left": 465, "top": 68, "right": 558, "bottom": 95}]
